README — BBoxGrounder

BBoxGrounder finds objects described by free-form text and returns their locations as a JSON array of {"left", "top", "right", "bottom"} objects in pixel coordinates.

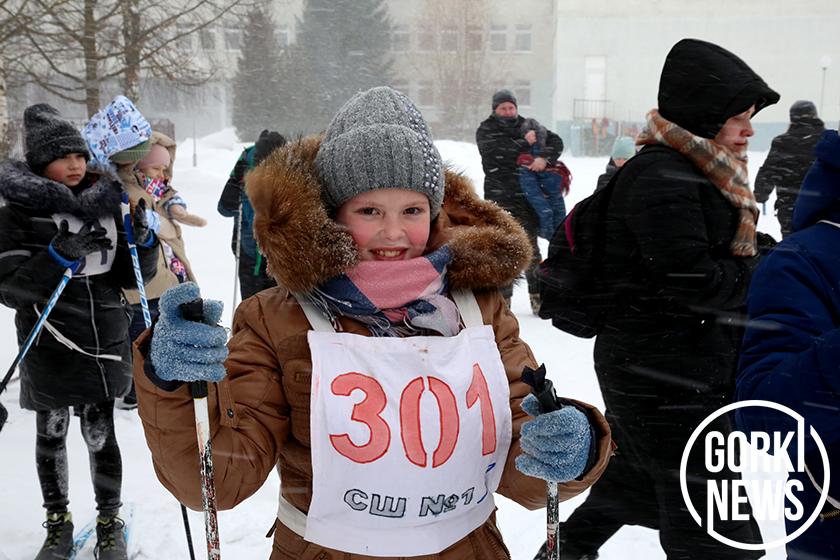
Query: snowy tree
[
  {"left": 10, "top": 0, "right": 244, "bottom": 117},
  {"left": 232, "top": 5, "right": 283, "bottom": 142},
  {"left": 419, "top": 0, "right": 500, "bottom": 140},
  {"left": 276, "top": 0, "right": 395, "bottom": 135}
]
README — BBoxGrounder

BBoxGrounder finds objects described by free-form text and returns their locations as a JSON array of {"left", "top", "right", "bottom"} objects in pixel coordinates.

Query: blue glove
[
  {"left": 515, "top": 394, "right": 593, "bottom": 483},
  {"left": 150, "top": 282, "right": 228, "bottom": 382}
]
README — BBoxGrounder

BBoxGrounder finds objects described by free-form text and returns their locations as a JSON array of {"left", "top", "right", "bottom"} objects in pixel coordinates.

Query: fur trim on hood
[
  {"left": 247, "top": 135, "right": 533, "bottom": 293},
  {"left": 0, "top": 160, "right": 121, "bottom": 217}
]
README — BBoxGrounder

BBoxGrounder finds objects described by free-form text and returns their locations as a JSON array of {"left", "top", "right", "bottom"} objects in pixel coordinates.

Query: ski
[{"left": 68, "top": 518, "right": 96, "bottom": 559}]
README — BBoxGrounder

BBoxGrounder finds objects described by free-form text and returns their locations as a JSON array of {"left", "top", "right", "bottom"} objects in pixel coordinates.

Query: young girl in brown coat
[{"left": 133, "top": 87, "right": 612, "bottom": 559}]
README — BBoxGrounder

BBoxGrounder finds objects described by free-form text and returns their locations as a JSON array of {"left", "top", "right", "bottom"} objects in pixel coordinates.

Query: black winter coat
[
  {"left": 0, "top": 162, "right": 157, "bottom": 410},
  {"left": 754, "top": 116, "right": 825, "bottom": 235},
  {"left": 476, "top": 114, "right": 563, "bottom": 232},
  {"left": 594, "top": 145, "right": 768, "bottom": 460}
]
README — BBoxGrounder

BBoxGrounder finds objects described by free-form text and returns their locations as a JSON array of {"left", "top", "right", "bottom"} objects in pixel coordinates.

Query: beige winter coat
[
  {"left": 119, "top": 131, "right": 197, "bottom": 304},
  {"left": 133, "top": 136, "right": 613, "bottom": 559}
]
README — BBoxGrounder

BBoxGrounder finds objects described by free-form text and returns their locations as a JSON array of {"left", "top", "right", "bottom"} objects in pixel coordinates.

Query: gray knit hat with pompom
[{"left": 315, "top": 87, "right": 444, "bottom": 217}]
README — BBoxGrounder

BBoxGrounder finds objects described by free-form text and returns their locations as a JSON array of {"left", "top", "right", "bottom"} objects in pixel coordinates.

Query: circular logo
[{"left": 679, "top": 400, "right": 831, "bottom": 551}]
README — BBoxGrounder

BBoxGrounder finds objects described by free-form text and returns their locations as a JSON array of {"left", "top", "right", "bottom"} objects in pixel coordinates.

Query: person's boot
[
  {"left": 529, "top": 293, "right": 542, "bottom": 316},
  {"left": 115, "top": 383, "right": 137, "bottom": 411},
  {"left": 94, "top": 515, "right": 127, "bottom": 560},
  {"left": 35, "top": 512, "right": 74, "bottom": 560}
]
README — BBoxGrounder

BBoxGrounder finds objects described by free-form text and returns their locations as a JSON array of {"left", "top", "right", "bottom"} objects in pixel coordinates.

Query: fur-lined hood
[
  {"left": 247, "top": 135, "right": 532, "bottom": 293},
  {"left": 0, "top": 160, "right": 121, "bottom": 217}
]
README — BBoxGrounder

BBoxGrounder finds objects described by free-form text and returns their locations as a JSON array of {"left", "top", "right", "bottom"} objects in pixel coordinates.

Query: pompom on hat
[{"left": 315, "top": 87, "right": 445, "bottom": 217}]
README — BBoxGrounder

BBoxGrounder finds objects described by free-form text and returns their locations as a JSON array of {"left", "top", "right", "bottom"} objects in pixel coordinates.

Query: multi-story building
[
  {"left": 554, "top": 0, "right": 840, "bottom": 153},
  {"left": 134, "top": 0, "right": 559, "bottom": 142}
]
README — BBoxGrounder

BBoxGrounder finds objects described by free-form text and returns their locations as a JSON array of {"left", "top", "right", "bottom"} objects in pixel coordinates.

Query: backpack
[{"left": 537, "top": 146, "right": 669, "bottom": 338}]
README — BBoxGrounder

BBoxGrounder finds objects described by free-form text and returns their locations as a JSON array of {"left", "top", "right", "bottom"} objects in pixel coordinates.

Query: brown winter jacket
[
  {"left": 119, "top": 131, "right": 197, "bottom": 304},
  {"left": 133, "top": 136, "right": 613, "bottom": 559}
]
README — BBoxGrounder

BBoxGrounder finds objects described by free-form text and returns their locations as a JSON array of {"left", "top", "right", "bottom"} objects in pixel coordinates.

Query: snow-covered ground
[{"left": 0, "top": 130, "right": 784, "bottom": 559}]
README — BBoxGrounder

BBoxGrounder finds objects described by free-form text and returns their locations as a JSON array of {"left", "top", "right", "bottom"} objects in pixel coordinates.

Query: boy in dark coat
[
  {"left": 543, "top": 39, "right": 779, "bottom": 559},
  {"left": 754, "top": 100, "right": 825, "bottom": 237},
  {"left": 0, "top": 104, "right": 157, "bottom": 559},
  {"left": 738, "top": 129, "right": 840, "bottom": 560}
]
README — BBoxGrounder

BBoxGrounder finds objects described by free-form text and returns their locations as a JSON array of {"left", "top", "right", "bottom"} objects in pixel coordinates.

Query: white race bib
[
  {"left": 51, "top": 214, "right": 117, "bottom": 277},
  {"left": 305, "top": 325, "right": 512, "bottom": 556}
]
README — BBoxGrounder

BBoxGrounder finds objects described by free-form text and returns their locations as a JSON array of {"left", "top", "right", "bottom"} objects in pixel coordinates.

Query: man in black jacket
[
  {"left": 754, "top": 100, "right": 825, "bottom": 237},
  {"left": 543, "top": 39, "right": 778, "bottom": 560},
  {"left": 476, "top": 90, "right": 563, "bottom": 313}
]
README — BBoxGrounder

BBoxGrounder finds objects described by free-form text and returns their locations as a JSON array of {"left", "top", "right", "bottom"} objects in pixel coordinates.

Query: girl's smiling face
[{"left": 335, "top": 189, "right": 431, "bottom": 262}]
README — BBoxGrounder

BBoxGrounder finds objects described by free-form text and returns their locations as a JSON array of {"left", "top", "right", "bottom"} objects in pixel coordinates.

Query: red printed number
[
  {"left": 330, "top": 364, "right": 496, "bottom": 467},
  {"left": 329, "top": 373, "right": 391, "bottom": 464},
  {"left": 466, "top": 364, "right": 497, "bottom": 455}
]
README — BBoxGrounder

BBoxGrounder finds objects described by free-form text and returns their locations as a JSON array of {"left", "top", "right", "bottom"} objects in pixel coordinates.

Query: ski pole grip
[
  {"left": 521, "top": 364, "right": 562, "bottom": 413},
  {"left": 180, "top": 299, "right": 209, "bottom": 399}
]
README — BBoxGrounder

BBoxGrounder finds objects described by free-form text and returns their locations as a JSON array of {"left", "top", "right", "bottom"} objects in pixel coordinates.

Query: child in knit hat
[
  {"left": 130, "top": 87, "right": 613, "bottom": 559},
  {"left": 595, "top": 135, "right": 637, "bottom": 192},
  {"left": 0, "top": 103, "right": 158, "bottom": 559}
]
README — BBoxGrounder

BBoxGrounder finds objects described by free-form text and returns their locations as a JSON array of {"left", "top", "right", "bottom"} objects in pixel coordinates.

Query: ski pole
[
  {"left": 181, "top": 299, "right": 221, "bottom": 560},
  {"left": 121, "top": 193, "right": 196, "bottom": 560},
  {"left": 521, "top": 364, "right": 561, "bottom": 560},
  {"left": 0, "top": 267, "right": 73, "bottom": 432},
  {"left": 120, "top": 192, "right": 152, "bottom": 328},
  {"left": 230, "top": 198, "right": 243, "bottom": 324}
]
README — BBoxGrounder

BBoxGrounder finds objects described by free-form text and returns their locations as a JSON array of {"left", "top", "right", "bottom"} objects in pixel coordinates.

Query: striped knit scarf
[{"left": 636, "top": 109, "right": 758, "bottom": 257}]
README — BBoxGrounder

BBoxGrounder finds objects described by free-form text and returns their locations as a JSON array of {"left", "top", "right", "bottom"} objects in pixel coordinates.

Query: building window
[
  {"left": 489, "top": 25, "right": 506, "bottom": 52},
  {"left": 466, "top": 25, "right": 482, "bottom": 51},
  {"left": 200, "top": 28, "right": 216, "bottom": 51},
  {"left": 440, "top": 26, "right": 458, "bottom": 52},
  {"left": 176, "top": 25, "right": 193, "bottom": 51},
  {"left": 417, "top": 27, "right": 436, "bottom": 52},
  {"left": 276, "top": 24, "right": 290, "bottom": 48},
  {"left": 224, "top": 27, "right": 242, "bottom": 51},
  {"left": 514, "top": 80, "right": 531, "bottom": 107},
  {"left": 513, "top": 24, "right": 531, "bottom": 52},
  {"left": 392, "top": 24, "right": 410, "bottom": 52},
  {"left": 418, "top": 81, "right": 435, "bottom": 107}
]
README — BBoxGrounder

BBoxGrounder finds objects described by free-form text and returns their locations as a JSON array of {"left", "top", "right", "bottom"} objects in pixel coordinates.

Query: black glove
[
  {"left": 132, "top": 198, "right": 154, "bottom": 246},
  {"left": 51, "top": 220, "right": 112, "bottom": 261}
]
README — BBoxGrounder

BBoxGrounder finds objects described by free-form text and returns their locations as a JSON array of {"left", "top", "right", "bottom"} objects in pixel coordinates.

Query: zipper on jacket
[{"left": 85, "top": 277, "right": 110, "bottom": 399}]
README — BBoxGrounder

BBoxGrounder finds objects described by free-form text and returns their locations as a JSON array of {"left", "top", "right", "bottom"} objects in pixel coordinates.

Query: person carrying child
[
  {"left": 477, "top": 90, "right": 565, "bottom": 313},
  {"left": 0, "top": 104, "right": 158, "bottom": 559},
  {"left": 132, "top": 87, "right": 613, "bottom": 559},
  {"left": 517, "top": 116, "right": 570, "bottom": 240}
]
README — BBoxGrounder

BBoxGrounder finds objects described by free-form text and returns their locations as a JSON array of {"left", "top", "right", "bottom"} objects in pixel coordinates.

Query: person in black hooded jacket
[
  {"left": 754, "top": 100, "right": 825, "bottom": 237},
  {"left": 0, "top": 104, "right": 157, "bottom": 559},
  {"left": 540, "top": 39, "right": 779, "bottom": 560}
]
